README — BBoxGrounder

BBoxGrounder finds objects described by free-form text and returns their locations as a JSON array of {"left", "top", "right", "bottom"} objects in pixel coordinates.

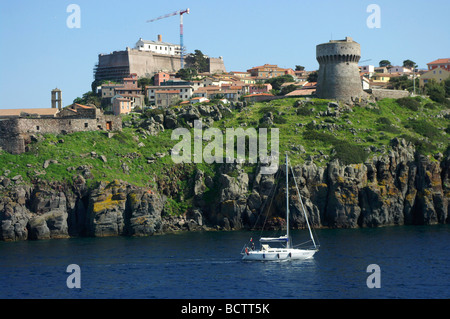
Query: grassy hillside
[{"left": 0, "top": 96, "right": 448, "bottom": 191}]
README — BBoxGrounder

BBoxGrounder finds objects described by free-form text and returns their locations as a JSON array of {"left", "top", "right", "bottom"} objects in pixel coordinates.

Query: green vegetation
[{"left": 1, "top": 95, "right": 448, "bottom": 217}]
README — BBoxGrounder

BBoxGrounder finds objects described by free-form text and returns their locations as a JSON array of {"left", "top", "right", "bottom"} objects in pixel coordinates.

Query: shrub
[
  {"left": 406, "top": 119, "right": 441, "bottom": 140},
  {"left": 333, "top": 140, "right": 369, "bottom": 165},
  {"left": 398, "top": 134, "right": 437, "bottom": 155},
  {"left": 396, "top": 97, "right": 420, "bottom": 111},
  {"left": 296, "top": 107, "right": 314, "bottom": 116}
]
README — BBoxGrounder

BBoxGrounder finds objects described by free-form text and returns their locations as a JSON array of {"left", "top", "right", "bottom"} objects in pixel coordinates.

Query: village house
[
  {"left": 100, "top": 73, "right": 145, "bottom": 111},
  {"left": 155, "top": 90, "right": 180, "bottom": 108},
  {"left": 426, "top": 58, "right": 450, "bottom": 72},
  {"left": 387, "top": 66, "right": 412, "bottom": 75},
  {"left": 154, "top": 71, "right": 171, "bottom": 86},
  {"left": 249, "top": 83, "right": 272, "bottom": 94},
  {"left": 146, "top": 84, "right": 194, "bottom": 104},
  {"left": 419, "top": 67, "right": 450, "bottom": 87},
  {"left": 112, "top": 97, "right": 133, "bottom": 115},
  {"left": 247, "top": 64, "right": 292, "bottom": 79}
]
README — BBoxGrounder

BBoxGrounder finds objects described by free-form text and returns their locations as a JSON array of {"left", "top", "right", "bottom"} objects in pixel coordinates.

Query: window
[
  {"left": 36, "top": 126, "right": 40, "bottom": 131},
  {"left": 84, "top": 123, "right": 88, "bottom": 128}
]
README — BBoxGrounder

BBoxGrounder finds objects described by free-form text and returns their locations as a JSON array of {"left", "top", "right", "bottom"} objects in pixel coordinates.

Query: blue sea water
[{"left": 0, "top": 225, "right": 449, "bottom": 299}]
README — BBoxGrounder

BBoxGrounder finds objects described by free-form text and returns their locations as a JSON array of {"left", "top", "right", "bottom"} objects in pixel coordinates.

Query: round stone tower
[{"left": 316, "top": 37, "right": 364, "bottom": 102}]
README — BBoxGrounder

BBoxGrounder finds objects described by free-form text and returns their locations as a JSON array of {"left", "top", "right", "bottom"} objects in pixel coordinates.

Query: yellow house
[
  {"left": 419, "top": 67, "right": 450, "bottom": 87},
  {"left": 371, "top": 73, "right": 394, "bottom": 83}
]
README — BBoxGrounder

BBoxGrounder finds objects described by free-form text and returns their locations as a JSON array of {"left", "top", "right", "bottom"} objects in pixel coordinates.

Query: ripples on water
[{"left": 0, "top": 225, "right": 449, "bottom": 299}]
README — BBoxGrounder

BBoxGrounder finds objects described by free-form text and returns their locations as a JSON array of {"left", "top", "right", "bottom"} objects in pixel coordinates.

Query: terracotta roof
[
  {"left": 0, "top": 108, "right": 60, "bottom": 117},
  {"left": 243, "top": 93, "right": 274, "bottom": 97},
  {"left": 155, "top": 90, "right": 179, "bottom": 94},
  {"left": 427, "top": 58, "right": 450, "bottom": 65},
  {"left": 285, "top": 89, "right": 316, "bottom": 96},
  {"left": 73, "top": 103, "right": 94, "bottom": 109}
]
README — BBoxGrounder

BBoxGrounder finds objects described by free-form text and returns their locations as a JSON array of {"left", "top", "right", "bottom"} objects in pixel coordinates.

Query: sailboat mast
[{"left": 286, "top": 154, "right": 290, "bottom": 249}]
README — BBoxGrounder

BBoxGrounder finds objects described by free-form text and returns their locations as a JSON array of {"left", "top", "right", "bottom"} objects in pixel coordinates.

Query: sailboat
[{"left": 241, "top": 154, "right": 319, "bottom": 261}]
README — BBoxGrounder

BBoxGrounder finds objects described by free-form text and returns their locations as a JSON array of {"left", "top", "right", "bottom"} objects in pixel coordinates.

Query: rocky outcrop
[{"left": 0, "top": 137, "right": 448, "bottom": 241}]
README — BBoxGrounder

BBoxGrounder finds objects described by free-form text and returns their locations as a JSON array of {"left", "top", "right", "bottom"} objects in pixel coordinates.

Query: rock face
[
  {"left": 193, "top": 138, "right": 449, "bottom": 231},
  {"left": 86, "top": 180, "right": 164, "bottom": 237},
  {"left": 0, "top": 138, "right": 449, "bottom": 241}
]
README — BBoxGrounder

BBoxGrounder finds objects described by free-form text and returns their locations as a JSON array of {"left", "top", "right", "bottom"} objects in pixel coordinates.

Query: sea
[{"left": 0, "top": 225, "right": 449, "bottom": 301}]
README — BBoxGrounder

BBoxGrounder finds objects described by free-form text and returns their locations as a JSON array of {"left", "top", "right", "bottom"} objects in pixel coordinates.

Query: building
[
  {"left": 359, "top": 65, "right": 375, "bottom": 73},
  {"left": 94, "top": 36, "right": 226, "bottom": 82},
  {"left": 419, "top": 67, "right": 450, "bottom": 87},
  {"left": 190, "top": 97, "right": 209, "bottom": 104},
  {"left": 371, "top": 73, "right": 394, "bottom": 83},
  {"left": 249, "top": 83, "right": 272, "bottom": 94},
  {"left": 135, "top": 35, "right": 181, "bottom": 56},
  {"left": 315, "top": 36, "right": 365, "bottom": 102},
  {"left": 146, "top": 85, "right": 194, "bottom": 104},
  {"left": 100, "top": 82, "right": 122, "bottom": 99},
  {"left": 246, "top": 64, "right": 290, "bottom": 79},
  {"left": 387, "top": 66, "right": 412, "bottom": 74},
  {"left": 112, "top": 97, "right": 133, "bottom": 115},
  {"left": 426, "top": 58, "right": 450, "bottom": 72},
  {"left": 154, "top": 71, "right": 171, "bottom": 86},
  {"left": 0, "top": 104, "right": 121, "bottom": 154},
  {"left": 0, "top": 108, "right": 60, "bottom": 118},
  {"left": 155, "top": 90, "right": 180, "bottom": 108}
]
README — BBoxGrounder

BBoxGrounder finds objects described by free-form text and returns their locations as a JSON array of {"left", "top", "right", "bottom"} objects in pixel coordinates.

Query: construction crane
[{"left": 147, "top": 8, "right": 190, "bottom": 69}]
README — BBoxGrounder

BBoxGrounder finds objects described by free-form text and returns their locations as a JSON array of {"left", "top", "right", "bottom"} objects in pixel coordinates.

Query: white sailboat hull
[{"left": 242, "top": 248, "right": 317, "bottom": 261}]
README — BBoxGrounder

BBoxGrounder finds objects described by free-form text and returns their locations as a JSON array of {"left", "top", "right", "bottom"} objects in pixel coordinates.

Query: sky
[{"left": 0, "top": 0, "right": 449, "bottom": 109}]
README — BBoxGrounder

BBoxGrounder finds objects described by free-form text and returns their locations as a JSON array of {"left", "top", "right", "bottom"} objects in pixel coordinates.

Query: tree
[
  {"left": 307, "top": 71, "right": 318, "bottom": 82},
  {"left": 185, "top": 50, "right": 209, "bottom": 73},
  {"left": 176, "top": 67, "right": 198, "bottom": 81},
  {"left": 73, "top": 91, "right": 101, "bottom": 107},
  {"left": 424, "top": 80, "right": 447, "bottom": 104},
  {"left": 265, "top": 75, "right": 294, "bottom": 91},
  {"left": 403, "top": 59, "right": 416, "bottom": 69},
  {"left": 444, "top": 78, "right": 450, "bottom": 98},
  {"left": 280, "top": 84, "right": 298, "bottom": 96},
  {"left": 379, "top": 60, "right": 392, "bottom": 67},
  {"left": 295, "top": 65, "right": 305, "bottom": 71},
  {"left": 138, "top": 77, "right": 154, "bottom": 90}
]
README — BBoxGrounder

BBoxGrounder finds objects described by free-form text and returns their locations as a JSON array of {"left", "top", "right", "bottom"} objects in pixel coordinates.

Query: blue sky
[{"left": 0, "top": 0, "right": 449, "bottom": 109}]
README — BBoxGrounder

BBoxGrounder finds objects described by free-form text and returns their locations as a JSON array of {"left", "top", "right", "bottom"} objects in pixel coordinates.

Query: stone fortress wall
[
  {"left": 316, "top": 37, "right": 365, "bottom": 102},
  {"left": 0, "top": 109, "right": 121, "bottom": 154},
  {"left": 95, "top": 48, "right": 227, "bottom": 82}
]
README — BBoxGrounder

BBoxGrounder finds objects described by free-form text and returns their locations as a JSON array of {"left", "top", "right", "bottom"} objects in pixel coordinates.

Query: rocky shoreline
[{"left": 1, "top": 137, "right": 448, "bottom": 242}]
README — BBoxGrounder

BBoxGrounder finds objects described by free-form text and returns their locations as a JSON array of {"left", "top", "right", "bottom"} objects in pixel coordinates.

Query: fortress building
[
  {"left": 94, "top": 35, "right": 226, "bottom": 82},
  {"left": 316, "top": 37, "right": 365, "bottom": 102}
]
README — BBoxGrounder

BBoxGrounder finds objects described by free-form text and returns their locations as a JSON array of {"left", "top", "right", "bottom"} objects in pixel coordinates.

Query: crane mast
[{"left": 147, "top": 8, "right": 190, "bottom": 69}]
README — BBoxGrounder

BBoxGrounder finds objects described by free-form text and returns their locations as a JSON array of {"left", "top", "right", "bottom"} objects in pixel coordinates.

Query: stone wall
[
  {"left": 0, "top": 114, "right": 122, "bottom": 154},
  {"left": 208, "top": 57, "right": 227, "bottom": 74},
  {"left": 369, "top": 89, "right": 410, "bottom": 100},
  {"left": 95, "top": 48, "right": 227, "bottom": 81}
]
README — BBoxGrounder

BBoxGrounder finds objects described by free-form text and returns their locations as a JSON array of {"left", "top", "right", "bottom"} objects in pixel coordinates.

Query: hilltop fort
[{"left": 94, "top": 35, "right": 226, "bottom": 82}]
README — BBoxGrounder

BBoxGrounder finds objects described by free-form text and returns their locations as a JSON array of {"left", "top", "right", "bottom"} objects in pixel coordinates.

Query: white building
[
  {"left": 135, "top": 35, "right": 180, "bottom": 56},
  {"left": 146, "top": 85, "right": 194, "bottom": 104},
  {"left": 360, "top": 65, "right": 375, "bottom": 73},
  {"left": 388, "top": 66, "right": 412, "bottom": 74}
]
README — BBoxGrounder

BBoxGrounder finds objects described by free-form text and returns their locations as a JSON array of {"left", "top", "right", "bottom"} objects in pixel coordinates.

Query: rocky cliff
[
  {"left": 0, "top": 137, "right": 448, "bottom": 241},
  {"left": 1, "top": 98, "right": 449, "bottom": 241}
]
